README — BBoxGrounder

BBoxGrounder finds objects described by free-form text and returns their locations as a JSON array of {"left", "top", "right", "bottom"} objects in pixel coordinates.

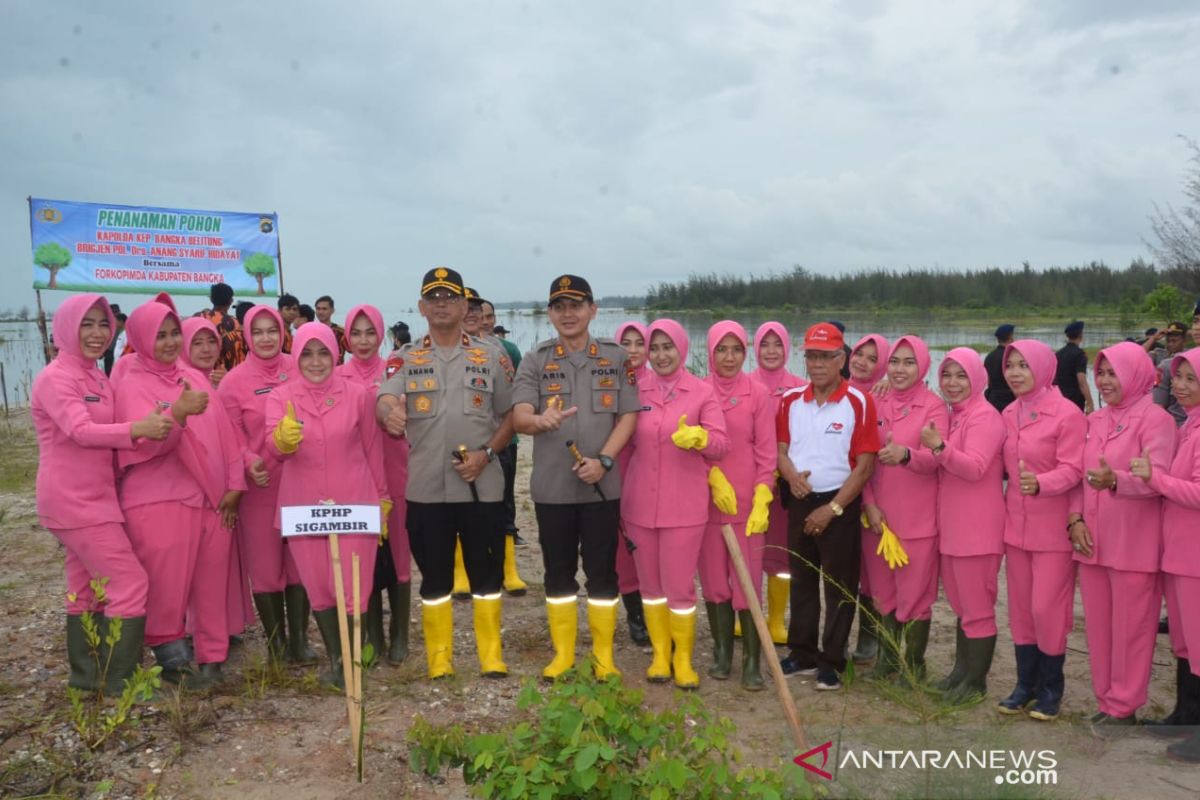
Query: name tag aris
[{"left": 281, "top": 504, "right": 380, "bottom": 537}]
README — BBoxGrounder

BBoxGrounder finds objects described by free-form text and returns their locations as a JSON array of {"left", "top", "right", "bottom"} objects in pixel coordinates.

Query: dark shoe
[
  {"left": 154, "top": 639, "right": 214, "bottom": 691},
  {"left": 898, "top": 619, "right": 930, "bottom": 687},
  {"left": 364, "top": 590, "right": 385, "bottom": 667},
  {"left": 313, "top": 608, "right": 346, "bottom": 690},
  {"left": 852, "top": 597, "right": 879, "bottom": 664},
  {"left": 622, "top": 592, "right": 650, "bottom": 647},
  {"left": 739, "top": 610, "right": 765, "bottom": 692},
  {"left": 1091, "top": 713, "right": 1137, "bottom": 738},
  {"left": 997, "top": 644, "right": 1040, "bottom": 715},
  {"left": 943, "top": 634, "right": 996, "bottom": 705},
  {"left": 1028, "top": 651, "right": 1065, "bottom": 721},
  {"left": 102, "top": 616, "right": 146, "bottom": 696},
  {"left": 1167, "top": 730, "right": 1200, "bottom": 763},
  {"left": 816, "top": 670, "right": 842, "bottom": 691},
  {"left": 198, "top": 662, "right": 224, "bottom": 685},
  {"left": 252, "top": 591, "right": 287, "bottom": 664},
  {"left": 705, "top": 601, "right": 735, "bottom": 680},
  {"left": 284, "top": 584, "right": 318, "bottom": 665},
  {"left": 932, "top": 619, "right": 967, "bottom": 692},
  {"left": 780, "top": 657, "right": 818, "bottom": 678},
  {"left": 386, "top": 581, "right": 411, "bottom": 665},
  {"left": 67, "top": 614, "right": 100, "bottom": 691},
  {"left": 870, "top": 613, "right": 901, "bottom": 680},
  {"left": 1146, "top": 658, "right": 1200, "bottom": 738}
]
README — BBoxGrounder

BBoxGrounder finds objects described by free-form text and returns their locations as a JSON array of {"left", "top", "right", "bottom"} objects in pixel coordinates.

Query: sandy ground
[{"left": 1, "top": 412, "right": 1199, "bottom": 799}]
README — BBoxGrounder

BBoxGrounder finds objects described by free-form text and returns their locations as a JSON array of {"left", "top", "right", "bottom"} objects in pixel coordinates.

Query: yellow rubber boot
[
  {"left": 422, "top": 596, "right": 454, "bottom": 679},
  {"left": 452, "top": 539, "right": 471, "bottom": 599},
  {"left": 502, "top": 535, "right": 528, "bottom": 596},
  {"left": 542, "top": 597, "right": 577, "bottom": 680},
  {"left": 669, "top": 607, "right": 700, "bottom": 690},
  {"left": 587, "top": 598, "right": 621, "bottom": 680},
  {"left": 472, "top": 594, "right": 508, "bottom": 678},
  {"left": 734, "top": 615, "right": 742, "bottom": 638},
  {"left": 767, "top": 574, "right": 790, "bottom": 645},
  {"left": 643, "top": 600, "right": 672, "bottom": 683}
]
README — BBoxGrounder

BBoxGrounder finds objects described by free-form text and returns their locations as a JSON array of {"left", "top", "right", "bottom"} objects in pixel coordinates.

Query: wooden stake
[
  {"left": 351, "top": 553, "right": 364, "bottom": 781},
  {"left": 328, "top": 534, "right": 357, "bottom": 763},
  {"left": 721, "top": 524, "right": 809, "bottom": 754}
]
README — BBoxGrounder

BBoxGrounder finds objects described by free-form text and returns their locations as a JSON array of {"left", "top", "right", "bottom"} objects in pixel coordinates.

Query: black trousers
[
  {"left": 407, "top": 501, "right": 504, "bottom": 599},
  {"left": 500, "top": 443, "right": 519, "bottom": 534},
  {"left": 534, "top": 501, "right": 619, "bottom": 600},
  {"left": 786, "top": 491, "right": 862, "bottom": 673}
]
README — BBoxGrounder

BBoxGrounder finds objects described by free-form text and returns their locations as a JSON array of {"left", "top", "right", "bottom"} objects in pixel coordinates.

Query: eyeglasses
[
  {"left": 423, "top": 291, "right": 460, "bottom": 303},
  {"left": 804, "top": 351, "right": 841, "bottom": 361}
]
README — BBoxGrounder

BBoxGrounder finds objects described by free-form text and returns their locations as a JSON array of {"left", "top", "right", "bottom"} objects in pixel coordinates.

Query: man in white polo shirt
[{"left": 776, "top": 322, "right": 879, "bottom": 691}]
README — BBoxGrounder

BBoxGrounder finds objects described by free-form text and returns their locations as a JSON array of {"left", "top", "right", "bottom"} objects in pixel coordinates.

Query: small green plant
[
  {"left": 407, "top": 669, "right": 810, "bottom": 799},
  {"left": 354, "top": 641, "right": 376, "bottom": 782},
  {"left": 66, "top": 578, "right": 162, "bottom": 750}
]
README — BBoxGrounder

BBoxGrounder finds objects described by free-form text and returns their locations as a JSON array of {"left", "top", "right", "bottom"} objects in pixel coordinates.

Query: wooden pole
[
  {"left": 272, "top": 212, "right": 285, "bottom": 296},
  {"left": 35, "top": 289, "right": 52, "bottom": 365},
  {"left": 351, "top": 553, "right": 364, "bottom": 781},
  {"left": 328, "top": 534, "right": 357, "bottom": 763},
  {"left": 721, "top": 524, "right": 809, "bottom": 754}
]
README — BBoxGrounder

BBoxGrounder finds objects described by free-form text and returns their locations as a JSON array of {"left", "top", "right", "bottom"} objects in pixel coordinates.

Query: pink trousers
[
  {"left": 288, "top": 533, "right": 378, "bottom": 615},
  {"left": 862, "top": 535, "right": 938, "bottom": 623},
  {"left": 625, "top": 522, "right": 705, "bottom": 610},
  {"left": 699, "top": 520, "right": 764, "bottom": 610},
  {"left": 124, "top": 502, "right": 203, "bottom": 647},
  {"left": 761, "top": 496, "right": 790, "bottom": 576},
  {"left": 615, "top": 526, "right": 639, "bottom": 595},
  {"left": 189, "top": 511, "right": 231, "bottom": 664},
  {"left": 224, "top": 523, "right": 255, "bottom": 636},
  {"left": 238, "top": 493, "right": 299, "bottom": 593},
  {"left": 1079, "top": 563, "right": 1162, "bottom": 717},
  {"left": 1004, "top": 545, "right": 1076, "bottom": 655},
  {"left": 1165, "top": 573, "right": 1200, "bottom": 678},
  {"left": 387, "top": 495, "right": 412, "bottom": 584},
  {"left": 53, "top": 523, "right": 149, "bottom": 619},
  {"left": 940, "top": 553, "right": 1002, "bottom": 638}
]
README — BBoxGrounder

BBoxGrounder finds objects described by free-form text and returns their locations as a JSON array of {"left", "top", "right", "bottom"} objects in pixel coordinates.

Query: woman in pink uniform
[
  {"left": 219, "top": 306, "right": 314, "bottom": 665},
  {"left": 115, "top": 298, "right": 213, "bottom": 687},
  {"left": 846, "top": 334, "right": 891, "bottom": 664},
  {"left": 266, "top": 322, "right": 389, "bottom": 687},
  {"left": 32, "top": 294, "right": 172, "bottom": 693},
  {"left": 699, "top": 321, "right": 776, "bottom": 690},
  {"left": 862, "top": 335, "right": 948, "bottom": 681},
  {"left": 1067, "top": 342, "right": 1175, "bottom": 730},
  {"left": 749, "top": 322, "right": 805, "bottom": 645},
  {"left": 179, "top": 317, "right": 251, "bottom": 681},
  {"left": 996, "top": 339, "right": 1085, "bottom": 720},
  {"left": 337, "top": 303, "right": 411, "bottom": 665},
  {"left": 919, "top": 347, "right": 1005, "bottom": 702},
  {"left": 1131, "top": 348, "right": 1200, "bottom": 760},
  {"left": 615, "top": 321, "right": 651, "bottom": 647},
  {"left": 623, "top": 319, "right": 729, "bottom": 688}
]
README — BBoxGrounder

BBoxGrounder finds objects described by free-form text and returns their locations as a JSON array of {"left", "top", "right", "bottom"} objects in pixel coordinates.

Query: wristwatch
[
  {"left": 829, "top": 501, "right": 844, "bottom": 517},
  {"left": 931, "top": 442, "right": 946, "bottom": 456},
  {"left": 598, "top": 454, "right": 615, "bottom": 472},
  {"left": 483, "top": 446, "right": 496, "bottom": 463}
]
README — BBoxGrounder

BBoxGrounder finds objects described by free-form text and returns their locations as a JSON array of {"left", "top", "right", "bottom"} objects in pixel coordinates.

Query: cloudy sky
[{"left": 3, "top": 1, "right": 1199, "bottom": 312}]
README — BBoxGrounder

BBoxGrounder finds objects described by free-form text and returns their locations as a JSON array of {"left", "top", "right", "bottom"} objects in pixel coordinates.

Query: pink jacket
[
  {"left": 623, "top": 320, "right": 730, "bottom": 528},
  {"left": 180, "top": 318, "right": 249, "bottom": 504},
  {"left": 1071, "top": 342, "right": 1176, "bottom": 572},
  {"left": 615, "top": 321, "right": 650, "bottom": 478},
  {"left": 751, "top": 322, "right": 805, "bottom": 398},
  {"left": 266, "top": 323, "right": 388, "bottom": 527},
  {"left": 864, "top": 336, "right": 949, "bottom": 541},
  {"left": 1001, "top": 340, "right": 1086, "bottom": 552},
  {"left": 114, "top": 298, "right": 203, "bottom": 510},
  {"left": 32, "top": 294, "right": 138, "bottom": 529},
  {"left": 705, "top": 321, "right": 776, "bottom": 524},
  {"left": 933, "top": 348, "right": 1006, "bottom": 556},
  {"left": 1152, "top": 350, "right": 1200, "bottom": 578}
]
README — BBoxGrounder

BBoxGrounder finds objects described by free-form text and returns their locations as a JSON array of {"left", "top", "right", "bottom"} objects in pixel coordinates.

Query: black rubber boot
[
  {"left": 67, "top": 614, "right": 100, "bottom": 691},
  {"left": 944, "top": 634, "right": 996, "bottom": 704},
  {"left": 932, "top": 619, "right": 967, "bottom": 692},
  {"left": 313, "top": 608, "right": 345, "bottom": 689},
  {"left": 198, "top": 662, "right": 224, "bottom": 684},
  {"left": 1028, "top": 651, "right": 1065, "bottom": 721},
  {"left": 852, "top": 597, "right": 880, "bottom": 664},
  {"left": 871, "top": 612, "right": 902, "bottom": 679},
  {"left": 1146, "top": 658, "right": 1200, "bottom": 738},
  {"left": 284, "top": 584, "right": 318, "bottom": 665},
  {"left": 387, "top": 581, "right": 411, "bottom": 665},
  {"left": 252, "top": 591, "right": 287, "bottom": 664},
  {"left": 153, "top": 639, "right": 214, "bottom": 691},
  {"left": 998, "top": 643, "right": 1040, "bottom": 714},
  {"left": 739, "top": 610, "right": 765, "bottom": 691},
  {"left": 102, "top": 616, "right": 146, "bottom": 696},
  {"left": 622, "top": 591, "right": 650, "bottom": 647},
  {"left": 365, "top": 590, "right": 385, "bottom": 666},
  {"left": 705, "top": 601, "right": 734, "bottom": 680},
  {"left": 898, "top": 619, "right": 930, "bottom": 688}
]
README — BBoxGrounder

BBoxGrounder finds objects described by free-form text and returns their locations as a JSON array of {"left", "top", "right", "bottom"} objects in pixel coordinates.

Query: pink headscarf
[
  {"left": 180, "top": 317, "right": 220, "bottom": 373},
  {"left": 849, "top": 334, "right": 890, "bottom": 394},
  {"left": 341, "top": 304, "right": 386, "bottom": 382},
  {"left": 126, "top": 298, "right": 184, "bottom": 382},
  {"left": 752, "top": 322, "right": 793, "bottom": 394},
  {"left": 1172, "top": 350, "right": 1200, "bottom": 422},
  {"left": 646, "top": 319, "right": 688, "bottom": 378},
  {"left": 1004, "top": 339, "right": 1057, "bottom": 411},
  {"left": 940, "top": 346, "right": 987, "bottom": 413},
  {"left": 887, "top": 335, "right": 932, "bottom": 406},
  {"left": 706, "top": 320, "right": 750, "bottom": 403},
  {"left": 53, "top": 294, "right": 115, "bottom": 372},
  {"left": 616, "top": 320, "right": 651, "bottom": 381},
  {"left": 1095, "top": 341, "right": 1156, "bottom": 410},
  {"left": 241, "top": 305, "right": 290, "bottom": 378},
  {"left": 292, "top": 321, "right": 341, "bottom": 392}
]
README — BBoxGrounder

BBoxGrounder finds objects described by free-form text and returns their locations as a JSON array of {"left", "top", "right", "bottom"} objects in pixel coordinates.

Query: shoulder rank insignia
[
  {"left": 554, "top": 343, "right": 565, "bottom": 358},
  {"left": 499, "top": 354, "right": 514, "bottom": 380},
  {"left": 588, "top": 341, "right": 599, "bottom": 357}
]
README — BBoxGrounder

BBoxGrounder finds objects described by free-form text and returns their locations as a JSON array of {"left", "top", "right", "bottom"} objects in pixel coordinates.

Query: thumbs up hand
[
  {"left": 1018, "top": 459, "right": 1040, "bottom": 496},
  {"left": 1086, "top": 453, "right": 1116, "bottom": 491},
  {"left": 383, "top": 394, "right": 408, "bottom": 438},
  {"left": 878, "top": 431, "right": 909, "bottom": 466},
  {"left": 919, "top": 420, "right": 943, "bottom": 450},
  {"left": 670, "top": 414, "right": 709, "bottom": 451},
  {"left": 1129, "top": 447, "right": 1152, "bottom": 482},
  {"left": 273, "top": 400, "right": 304, "bottom": 454},
  {"left": 132, "top": 404, "right": 175, "bottom": 440},
  {"left": 172, "top": 379, "right": 209, "bottom": 423}
]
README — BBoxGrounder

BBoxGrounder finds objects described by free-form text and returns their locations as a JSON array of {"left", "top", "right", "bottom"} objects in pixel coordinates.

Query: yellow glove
[
  {"left": 670, "top": 414, "right": 709, "bottom": 451},
  {"left": 707, "top": 466, "right": 737, "bottom": 515},
  {"left": 379, "top": 499, "right": 394, "bottom": 545},
  {"left": 745, "top": 483, "right": 773, "bottom": 536},
  {"left": 272, "top": 401, "right": 303, "bottom": 454},
  {"left": 875, "top": 522, "right": 910, "bottom": 570}
]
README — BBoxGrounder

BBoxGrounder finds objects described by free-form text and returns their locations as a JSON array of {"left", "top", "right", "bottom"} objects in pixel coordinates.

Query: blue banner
[{"left": 29, "top": 198, "right": 281, "bottom": 297}]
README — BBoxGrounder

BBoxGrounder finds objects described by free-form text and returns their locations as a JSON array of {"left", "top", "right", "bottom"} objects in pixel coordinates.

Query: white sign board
[{"left": 281, "top": 504, "right": 381, "bottom": 537}]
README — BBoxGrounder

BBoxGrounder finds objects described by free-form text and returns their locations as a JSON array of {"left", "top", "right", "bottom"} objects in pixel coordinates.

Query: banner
[
  {"left": 29, "top": 197, "right": 281, "bottom": 297},
  {"left": 280, "top": 504, "right": 381, "bottom": 537}
]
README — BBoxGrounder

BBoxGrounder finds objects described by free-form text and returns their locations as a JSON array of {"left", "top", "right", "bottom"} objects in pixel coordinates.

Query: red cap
[{"left": 803, "top": 322, "right": 844, "bottom": 352}]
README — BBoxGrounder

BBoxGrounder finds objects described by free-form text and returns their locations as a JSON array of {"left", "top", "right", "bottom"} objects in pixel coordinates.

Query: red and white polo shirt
[{"left": 777, "top": 380, "right": 879, "bottom": 493}]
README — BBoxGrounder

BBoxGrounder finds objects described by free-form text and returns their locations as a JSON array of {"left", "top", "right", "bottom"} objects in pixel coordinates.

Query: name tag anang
[{"left": 281, "top": 504, "right": 380, "bottom": 537}]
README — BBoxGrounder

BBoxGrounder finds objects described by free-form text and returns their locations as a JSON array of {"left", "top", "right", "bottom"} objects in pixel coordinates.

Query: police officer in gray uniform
[
  {"left": 512, "top": 275, "right": 639, "bottom": 680},
  {"left": 376, "top": 267, "right": 515, "bottom": 680}
]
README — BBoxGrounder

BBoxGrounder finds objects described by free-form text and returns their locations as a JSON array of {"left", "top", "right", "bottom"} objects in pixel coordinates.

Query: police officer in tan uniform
[
  {"left": 512, "top": 275, "right": 639, "bottom": 680},
  {"left": 376, "top": 267, "right": 515, "bottom": 679}
]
